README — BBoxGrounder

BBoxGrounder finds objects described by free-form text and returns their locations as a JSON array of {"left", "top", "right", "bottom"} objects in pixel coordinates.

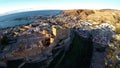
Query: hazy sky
[{"left": 0, "top": 0, "right": 119, "bottom": 14}]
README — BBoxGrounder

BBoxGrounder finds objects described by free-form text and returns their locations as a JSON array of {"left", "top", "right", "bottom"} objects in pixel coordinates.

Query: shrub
[
  {"left": 0, "top": 35, "right": 9, "bottom": 45},
  {"left": 115, "top": 23, "right": 120, "bottom": 34},
  {"left": 115, "top": 27, "right": 120, "bottom": 34}
]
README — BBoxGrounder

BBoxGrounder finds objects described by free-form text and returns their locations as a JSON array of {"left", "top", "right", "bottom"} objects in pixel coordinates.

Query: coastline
[
  {"left": 0, "top": 10, "right": 62, "bottom": 29},
  {"left": 0, "top": 9, "right": 120, "bottom": 68}
]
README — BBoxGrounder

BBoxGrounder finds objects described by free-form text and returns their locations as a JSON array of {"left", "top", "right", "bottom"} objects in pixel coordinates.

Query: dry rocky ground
[
  {"left": 0, "top": 9, "right": 120, "bottom": 68},
  {"left": 62, "top": 9, "right": 120, "bottom": 68}
]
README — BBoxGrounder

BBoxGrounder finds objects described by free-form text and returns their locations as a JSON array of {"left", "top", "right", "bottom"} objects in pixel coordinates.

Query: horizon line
[{"left": 0, "top": 8, "right": 120, "bottom": 16}]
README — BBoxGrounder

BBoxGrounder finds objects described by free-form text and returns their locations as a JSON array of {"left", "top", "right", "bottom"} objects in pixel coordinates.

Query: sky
[{"left": 0, "top": 0, "right": 120, "bottom": 14}]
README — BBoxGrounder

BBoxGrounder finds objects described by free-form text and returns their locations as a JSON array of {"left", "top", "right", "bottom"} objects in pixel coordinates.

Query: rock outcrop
[
  {"left": 0, "top": 9, "right": 120, "bottom": 68},
  {"left": 62, "top": 9, "right": 120, "bottom": 68}
]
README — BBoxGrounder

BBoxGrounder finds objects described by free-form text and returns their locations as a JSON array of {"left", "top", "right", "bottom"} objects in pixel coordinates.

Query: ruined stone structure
[{"left": 52, "top": 25, "right": 71, "bottom": 41}]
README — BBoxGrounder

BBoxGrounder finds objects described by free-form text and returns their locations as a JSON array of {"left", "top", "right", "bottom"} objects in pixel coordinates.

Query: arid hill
[
  {"left": 63, "top": 9, "right": 120, "bottom": 23},
  {"left": 62, "top": 9, "right": 120, "bottom": 33}
]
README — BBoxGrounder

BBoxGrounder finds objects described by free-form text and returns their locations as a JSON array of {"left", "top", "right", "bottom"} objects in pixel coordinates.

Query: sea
[{"left": 0, "top": 10, "right": 61, "bottom": 29}]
